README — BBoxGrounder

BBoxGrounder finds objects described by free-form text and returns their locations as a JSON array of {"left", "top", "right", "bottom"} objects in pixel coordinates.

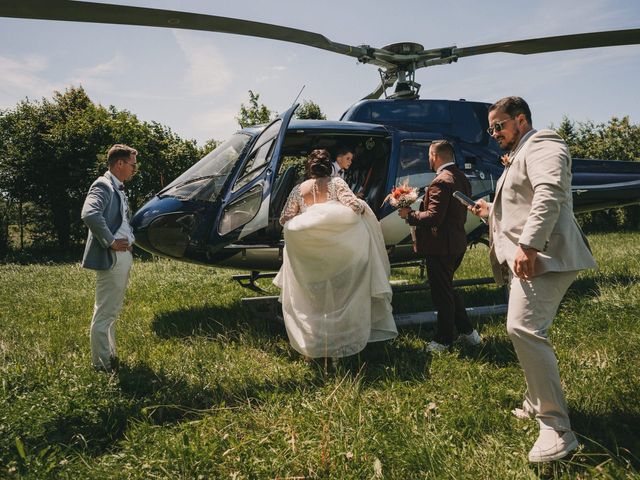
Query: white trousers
[
  {"left": 506, "top": 270, "right": 578, "bottom": 431},
  {"left": 90, "top": 250, "right": 132, "bottom": 368}
]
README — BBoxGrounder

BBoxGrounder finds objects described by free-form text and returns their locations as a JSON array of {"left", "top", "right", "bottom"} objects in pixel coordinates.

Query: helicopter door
[{"left": 218, "top": 104, "right": 298, "bottom": 240}]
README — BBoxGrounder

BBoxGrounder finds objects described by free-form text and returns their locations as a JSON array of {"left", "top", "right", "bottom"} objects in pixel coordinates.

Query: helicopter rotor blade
[
  {"left": 0, "top": 0, "right": 378, "bottom": 61},
  {"left": 451, "top": 28, "right": 640, "bottom": 59},
  {"left": 3, "top": 2, "right": 639, "bottom": 97}
]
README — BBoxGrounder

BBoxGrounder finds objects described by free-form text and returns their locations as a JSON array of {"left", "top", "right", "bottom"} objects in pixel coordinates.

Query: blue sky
[{"left": 1, "top": 0, "right": 639, "bottom": 145}]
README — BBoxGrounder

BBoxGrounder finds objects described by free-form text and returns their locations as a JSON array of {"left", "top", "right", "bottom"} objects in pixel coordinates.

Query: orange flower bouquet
[
  {"left": 383, "top": 180, "right": 419, "bottom": 209},
  {"left": 383, "top": 180, "right": 419, "bottom": 250}
]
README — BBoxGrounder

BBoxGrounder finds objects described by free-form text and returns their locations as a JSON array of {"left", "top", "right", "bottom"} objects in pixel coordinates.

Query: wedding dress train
[{"left": 274, "top": 200, "right": 397, "bottom": 358}]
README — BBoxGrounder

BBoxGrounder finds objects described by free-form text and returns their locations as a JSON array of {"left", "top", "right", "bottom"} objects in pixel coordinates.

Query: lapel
[
  {"left": 493, "top": 129, "right": 537, "bottom": 203},
  {"left": 104, "top": 171, "right": 123, "bottom": 217}
]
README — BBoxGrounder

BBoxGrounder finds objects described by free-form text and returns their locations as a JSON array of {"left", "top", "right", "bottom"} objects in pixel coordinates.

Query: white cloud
[
  {"left": 0, "top": 54, "right": 58, "bottom": 104},
  {"left": 530, "top": 0, "right": 630, "bottom": 33},
  {"left": 172, "top": 30, "right": 233, "bottom": 96},
  {"left": 190, "top": 106, "right": 241, "bottom": 142},
  {"left": 69, "top": 54, "right": 125, "bottom": 91},
  {"left": 72, "top": 54, "right": 125, "bottom": 79}
]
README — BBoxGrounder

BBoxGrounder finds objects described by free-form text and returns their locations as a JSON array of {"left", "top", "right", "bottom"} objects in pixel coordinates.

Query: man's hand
[
  {"left": 513, "top": 245, "right": 537, "bottom": 279},
  {"left": 110, "top": 238, "right": 131, "bottom": 252},
  {"left": 398, "top": 207, "right": 411, "bottom": 219},
  {"left": 469, "top": 199, "right": 489, "bottom": 219}
]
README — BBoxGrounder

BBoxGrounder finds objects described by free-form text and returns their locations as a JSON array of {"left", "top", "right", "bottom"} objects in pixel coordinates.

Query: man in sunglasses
[
  {"left": 470, "top": 97, "right": 596, "bottom": 462},
  {"left": 81, "top": 144, "right": 138, "bottom": 373}
]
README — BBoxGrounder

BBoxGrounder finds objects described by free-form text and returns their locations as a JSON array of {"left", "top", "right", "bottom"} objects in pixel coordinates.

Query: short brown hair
[
  {"left": 489, "top": 96, "right": 532, "bottom": 124},
  {"left": 107, "top": 144, "right": 137, "bottom": 166},
  {"left": 430, "top": 140, "right": 454, "bottom": 163}
]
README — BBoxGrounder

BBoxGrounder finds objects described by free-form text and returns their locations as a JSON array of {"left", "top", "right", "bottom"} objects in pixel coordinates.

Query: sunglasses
[{"left": 487, "top": 118, "right": 511, "bottom": 136}]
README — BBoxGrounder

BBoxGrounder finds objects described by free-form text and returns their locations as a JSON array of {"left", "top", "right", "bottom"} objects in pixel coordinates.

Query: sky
[{"left": 1, "top": 0, "right": 639, "bottom": 146}]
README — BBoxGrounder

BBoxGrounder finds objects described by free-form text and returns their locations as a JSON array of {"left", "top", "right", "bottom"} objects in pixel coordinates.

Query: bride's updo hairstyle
[{"left": 306, "top": 149, "right": 332, "bottom": 178}]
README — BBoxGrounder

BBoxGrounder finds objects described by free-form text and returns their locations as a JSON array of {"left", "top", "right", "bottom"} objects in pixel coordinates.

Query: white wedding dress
[{"left": 273, "top": 177, "right": 397, "bottom": 358}]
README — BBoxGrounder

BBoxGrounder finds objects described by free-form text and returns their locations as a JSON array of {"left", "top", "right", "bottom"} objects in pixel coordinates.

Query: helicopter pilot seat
[{"left": 355, "top": 162, "right": 386, "bottom": 213}]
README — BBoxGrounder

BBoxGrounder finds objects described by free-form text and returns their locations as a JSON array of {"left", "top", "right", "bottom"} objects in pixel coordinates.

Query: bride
[{"left": 273, "top": 149, "right": 397, "bottom": 359}]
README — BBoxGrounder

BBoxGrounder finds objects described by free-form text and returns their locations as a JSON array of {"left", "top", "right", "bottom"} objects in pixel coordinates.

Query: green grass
[{"left": 1, "top": 232, "right": 639, "bottom": 479}]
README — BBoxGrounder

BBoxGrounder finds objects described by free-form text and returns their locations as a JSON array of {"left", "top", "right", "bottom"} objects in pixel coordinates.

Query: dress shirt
[{"left": 105, "top": 171, "right": 135, "bottom": 245}]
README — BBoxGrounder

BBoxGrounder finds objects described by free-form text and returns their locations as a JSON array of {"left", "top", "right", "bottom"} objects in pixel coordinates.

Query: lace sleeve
[
  {"left": 279, "top": 185, "right": 301, "bottom": 225},
  {"left": 332, "top": 177, "right": 365, "bottom": 214}
]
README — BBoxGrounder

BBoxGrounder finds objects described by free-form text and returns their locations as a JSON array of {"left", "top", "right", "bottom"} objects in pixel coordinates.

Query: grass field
[{"left": 1, "top": 232, "right": 639, "bottom": 479}]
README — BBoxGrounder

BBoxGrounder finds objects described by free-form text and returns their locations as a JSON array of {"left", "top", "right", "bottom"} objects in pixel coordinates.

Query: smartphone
[{"left": 453, "top": 190, "right": 476, "bottom": 207}]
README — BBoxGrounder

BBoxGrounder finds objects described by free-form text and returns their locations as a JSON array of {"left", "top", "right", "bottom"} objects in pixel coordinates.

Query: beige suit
[{"left": 489, "top": 129, "right": 596, "bottom": 431}]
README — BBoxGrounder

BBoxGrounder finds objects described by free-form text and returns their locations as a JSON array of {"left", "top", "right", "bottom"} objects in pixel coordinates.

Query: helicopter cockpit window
[
  {"left": 397, "top": 141, "right": 435, "bottom": 189},
  {"left": 160, "top": 133, "right": 251, "bottom": 202},
  {"left": 233, "top": 119, "right": 281, "bottom": 192},
  {"left": 371, "top": 102, "right": 450, "bottom": 124}
]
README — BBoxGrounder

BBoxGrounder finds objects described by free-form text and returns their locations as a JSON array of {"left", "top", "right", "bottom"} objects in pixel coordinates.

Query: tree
[
  {"left": 0, "top": 86, "right": 205, "bottom": 251},
  {"left": 236, "top": 90, "right": 273, "bottom": 128},
  {"left": 556, "top": 115, "right": 639, "bottom": 162},
  {"left": 555, "top": 115, "right": 640, "bottom": 231},
  {"left": 294, "top": 100, "right": 326, "bottom": 120},
  {"left": 0, "top": 87, "right": 113, "bottom": 248},
  {"left": 200, "top": 139, "right": 221, "bottom": 157}
]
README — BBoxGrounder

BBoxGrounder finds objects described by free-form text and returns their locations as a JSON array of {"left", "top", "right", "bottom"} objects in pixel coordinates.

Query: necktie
[{"left": 338, "top": 169, "right": 344, "bottom": 177}]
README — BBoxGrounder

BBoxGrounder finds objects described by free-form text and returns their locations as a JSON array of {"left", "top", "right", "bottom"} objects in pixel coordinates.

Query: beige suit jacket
[{"left": 489, "top": 129, "right": 597, "bottom": 284}]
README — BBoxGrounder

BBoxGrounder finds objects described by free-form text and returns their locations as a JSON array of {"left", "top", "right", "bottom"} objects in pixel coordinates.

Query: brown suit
[
  {"left": 410, "top": 165, "right": 471, "bottom": 255},
  {"left": 407, "top": 164, "right": 473, "bottom": 344}
]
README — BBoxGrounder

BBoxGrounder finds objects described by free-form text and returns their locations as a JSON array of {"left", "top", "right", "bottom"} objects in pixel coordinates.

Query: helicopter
[{"left": 3, "top": 2, "right": 640, "bottom": 310}]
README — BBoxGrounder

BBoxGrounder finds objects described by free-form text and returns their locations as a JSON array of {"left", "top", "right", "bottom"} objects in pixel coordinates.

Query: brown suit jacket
[{"left": 407, "top": 165, "right": 471, "bottom": 256}]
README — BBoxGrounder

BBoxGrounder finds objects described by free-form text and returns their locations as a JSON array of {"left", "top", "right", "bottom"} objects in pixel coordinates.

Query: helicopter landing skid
[
  {"left": 232, "top": 270, "right": 277, "bottom": 294},
  {"left": 393, "top": 304, "right": 508, "bottom": 327},
  {"left": 241, "top": 295, "right": 507, "bottom": 328},
  {"left": 390, "top": 276, "right": 497, "bottom": 292}
]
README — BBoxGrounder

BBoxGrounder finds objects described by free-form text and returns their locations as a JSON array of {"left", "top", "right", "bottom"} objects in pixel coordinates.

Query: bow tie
[
  {"left": 118, "top": 184, "right": 125, "bottom": 191},
  {"left": 338, "top": 169, "right": 344, "bottom": 176}
]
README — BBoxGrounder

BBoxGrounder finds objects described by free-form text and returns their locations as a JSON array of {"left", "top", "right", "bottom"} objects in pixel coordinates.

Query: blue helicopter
[
  {"left": 4, "top": 2, "right": 640, "bottom": 298},
  {"left": 129, "top": 98, "right": 640, "bottom": 280}
]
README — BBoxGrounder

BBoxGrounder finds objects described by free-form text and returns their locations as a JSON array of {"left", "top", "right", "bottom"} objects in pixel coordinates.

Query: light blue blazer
[{"left": 81, "top": 174, "right": 123, "bottom": 270}]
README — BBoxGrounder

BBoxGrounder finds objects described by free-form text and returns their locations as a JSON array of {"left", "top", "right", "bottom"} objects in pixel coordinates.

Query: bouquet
[
  {"left": 383, "top": 180, "right": 419, "bottom": 209},
  {"left": 383, "top": 180, "right": 419, "bottom": 251}
]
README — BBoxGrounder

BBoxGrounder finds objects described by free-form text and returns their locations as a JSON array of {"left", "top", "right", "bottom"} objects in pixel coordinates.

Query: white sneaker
[
  {"left": 459, "top": 329, "right": 482, "bottom": 346},
  {"left": 528, "top": 429, "right": 578, "bottom": 463},
  {"left": 511, "top": 407, "right": 534, "bottom": 420},
  {"left": 426, "top": 340, "right": 449, "bottom": 353}
]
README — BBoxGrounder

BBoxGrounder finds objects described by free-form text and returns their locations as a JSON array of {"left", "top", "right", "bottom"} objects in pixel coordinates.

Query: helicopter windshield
[{"left": 160, "top": 133, "right": 252, "bottom": 202}]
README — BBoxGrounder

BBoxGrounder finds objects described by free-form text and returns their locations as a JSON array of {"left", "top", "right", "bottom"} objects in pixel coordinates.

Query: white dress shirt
[{"left": 105, "top": 171, "right": 135, "bottom": 244}]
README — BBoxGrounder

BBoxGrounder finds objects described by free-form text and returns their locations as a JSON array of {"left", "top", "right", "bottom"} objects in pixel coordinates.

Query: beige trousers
[
  {"left": 506, "top": 269, "right": 578, "bottom": 431},
  {"left": 90, "top": 250, "right": 132, "bottom": 368}
]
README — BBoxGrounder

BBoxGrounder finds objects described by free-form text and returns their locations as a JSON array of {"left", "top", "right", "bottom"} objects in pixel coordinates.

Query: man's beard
[{"left": 498, "top": 136, "right": 518, "bottom": 152}]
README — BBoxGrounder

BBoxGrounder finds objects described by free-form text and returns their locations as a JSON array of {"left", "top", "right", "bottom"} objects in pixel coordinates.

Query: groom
[{"left": 398, "top": 140, "right": 480, "bottom": 352}]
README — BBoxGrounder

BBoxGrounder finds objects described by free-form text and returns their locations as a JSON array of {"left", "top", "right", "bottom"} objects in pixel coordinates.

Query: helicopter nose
[{"left": 131, "top": 196, "right": 194, "bottom": 258}]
